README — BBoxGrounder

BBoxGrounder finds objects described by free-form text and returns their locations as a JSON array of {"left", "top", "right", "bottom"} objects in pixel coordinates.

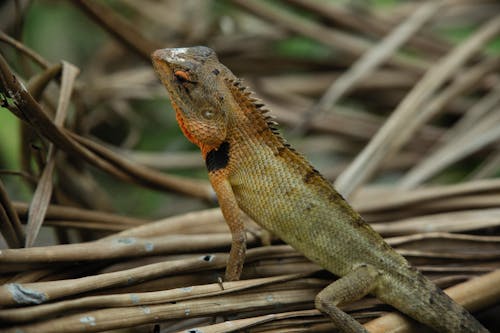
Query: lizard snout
[{"left": 151, "top": 49, "right": 171, "bottom": 64}]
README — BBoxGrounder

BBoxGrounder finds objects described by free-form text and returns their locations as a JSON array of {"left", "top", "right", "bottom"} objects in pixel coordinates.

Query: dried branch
[
  {"left": 25, "top": 61, "right": 79, "bottom": 247},
  {"left": 0, "top": 254, "right": 228, "bottom": 306},
  {"left": 0, "top": 179, "right": 24, "bottom": 247},
  {"left": 0, "top": 31, "right": 50, "bottom": 69}
]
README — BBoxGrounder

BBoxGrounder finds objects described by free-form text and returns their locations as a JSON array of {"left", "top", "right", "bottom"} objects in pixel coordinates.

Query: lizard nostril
[{"left": 151, "top": 49, "right": 164, "bottom": 61}]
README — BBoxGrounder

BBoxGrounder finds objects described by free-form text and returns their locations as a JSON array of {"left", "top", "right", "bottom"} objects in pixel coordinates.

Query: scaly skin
[{"left": 151, "top": 46, "right": 488, "bottom": 333}]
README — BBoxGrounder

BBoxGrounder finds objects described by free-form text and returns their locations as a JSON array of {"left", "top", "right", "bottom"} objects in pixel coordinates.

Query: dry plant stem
[
  {"left": 396, "top": 249, "right": 500, "bottom": 261},
  {"left": 353, "top": 178, "right": 500, "bottom": 213},
  {"left": 0, "top": 0, "right": 30, "bottom": 34},
  {"left": 0, "top": 179, "right": 24, "bottom": 247},
  {"left": 443, "top": 82, "right": 500, "bottom": 143},
  {"left": 270, "top": 98, "right": 441, "bottom": 151},
  {"left": 73, "top": 0, "right": 162, "bottom": 61},
  {"left": 399, "top": 110, "right": 500, "bottom": 189},
  {"left": 386, "top": 232, "right": 500, "bottom": 247},
  {"left": 400, "top": 81, "right": 500, "bottom": 188},
  {"left": 335, "top": 15, "right": 500, "bottom": 198},
  {"left": 173, "top": 309, "right": 321, "bottom": 333},
  {"left": 102, "top": 208, "right": 224, "bottom": 239},
  {"left": 0, "top": 233, "right": 256, "bottom": 265},
  {"left": 0, "top": 54, "right": 136, "bottom": 180},
  {"left": 377, "top": 53, "right": 500, "bottom": 152},
  {"left": 39, "top": 220, "right": 129, "bottom": 231},
  {"left": 25, "top": 61, "right": 79, "bottom": 247},
  {"left": 364, "top": 269, "right": 500, "bottom": 333},
  {"left": 0, "top": 31, "right": 50, "bottom": 69},
  {"left": 27, "top": 64, "right": 63, "bottom": 100},
  {"left": 0, "top": 274, "right": 304, "bottom": 323},
  {"left": 66, "top": 131, "right": 213, "bottom": 200},
  {"left": 361, "top": 194, "right": 500, "bottom": 222},
  {"left": 0, "top": 254, "right": 228, "bottom": 306},
  {"left": 0, "top": 202, "right": 21, "bottom": 248},
  {"left": 0, "top": 170, "right": 37, "bottom": 185},
  {"left": 14, "top": 201, "right": 147, "bottom": 225},
  {"left": 258, "top": 70, "right": 418, "bottom": 96},
  {"left": 469, "top": 152, "right": 500, "bottom": 180},
  {"left": 127, "top": 150, "right": 203, "bottom": 169},
  {"left": 0, "top": 288, "right": 319, "bottom": 333},
  {"left": 296, "top": 1, "right": 442, "bottom": 133},
  {"left": 0, "top": 247, "right": 300, "bottom": 302},
  {"left": 4, "top": 209, "right": 500, "bottom": 266},
  {"left": 22, "top": 63, "right": 73, "bottom": 185},
  {"left": 8, "top": 268, "right": 56, "bottom": 284},
  {"left": 372, "top": 208, "right": 500, "bottom": 236},
  {"left": 230, "top": 0, "right": 425, "bottom": 73}
]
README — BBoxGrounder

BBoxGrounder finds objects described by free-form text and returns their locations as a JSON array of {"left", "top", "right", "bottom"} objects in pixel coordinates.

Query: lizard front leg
[
  {"left": 208, "top": 171, "right": 246, "bottom": 281},
  {"left": 316, "top": 264, "right": 380, "bottom": 333}
]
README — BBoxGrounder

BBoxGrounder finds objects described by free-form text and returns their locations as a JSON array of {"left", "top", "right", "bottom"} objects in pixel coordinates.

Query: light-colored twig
[{"left": 25, "top": 61, "right": 79, "bottom": 247}]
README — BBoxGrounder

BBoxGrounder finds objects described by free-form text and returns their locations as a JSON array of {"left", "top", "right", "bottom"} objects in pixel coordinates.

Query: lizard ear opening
[{"left": 201, "top": 109, "right": 216, "bottom": 120}]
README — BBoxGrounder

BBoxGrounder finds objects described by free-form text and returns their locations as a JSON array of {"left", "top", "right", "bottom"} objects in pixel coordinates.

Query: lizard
[{"left": 151, "top": 46, "right": 488, "bottom": 333}]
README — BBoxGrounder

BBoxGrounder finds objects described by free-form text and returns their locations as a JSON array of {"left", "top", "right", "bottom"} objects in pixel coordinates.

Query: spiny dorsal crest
[
  {"left": 226, "top": 77, "right": 322, "bottom": 176},
  {"left": 225, "top": 77, "right": 287, "bottom": 141}
]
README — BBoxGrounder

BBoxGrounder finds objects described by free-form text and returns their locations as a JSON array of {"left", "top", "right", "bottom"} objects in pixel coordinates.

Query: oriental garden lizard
[{"left": 151, "top": 46, "right": 488, "bottom": 333}]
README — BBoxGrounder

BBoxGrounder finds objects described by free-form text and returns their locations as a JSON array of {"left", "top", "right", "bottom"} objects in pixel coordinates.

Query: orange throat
[{"left": 173, "top": 104, "right": 212, "bottom": 158}]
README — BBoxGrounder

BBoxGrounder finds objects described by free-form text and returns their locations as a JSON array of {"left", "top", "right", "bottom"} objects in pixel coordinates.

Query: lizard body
[{"left": 152, "top": 46, "right": 488, "bottom": 333}]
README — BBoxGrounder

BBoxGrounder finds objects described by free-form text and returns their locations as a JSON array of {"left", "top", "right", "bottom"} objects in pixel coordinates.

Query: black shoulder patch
[{"left": 206, "top": 141, "right": 230, "bottom": 172}]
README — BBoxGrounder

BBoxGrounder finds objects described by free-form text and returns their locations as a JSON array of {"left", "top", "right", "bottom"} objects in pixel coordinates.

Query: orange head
[{"left": 151, "top": 46, "right": 232, "bottom": 157}]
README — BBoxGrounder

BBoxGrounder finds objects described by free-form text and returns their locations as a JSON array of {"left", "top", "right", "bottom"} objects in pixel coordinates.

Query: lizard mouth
[{"left": 151, "top": 51, "right": 177, "bottom": 100}]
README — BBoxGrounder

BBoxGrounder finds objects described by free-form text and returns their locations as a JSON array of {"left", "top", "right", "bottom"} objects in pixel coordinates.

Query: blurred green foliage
[
  {"left": 23, "top": 1, "right": 105, "bottom": 66},
  {"left": 0, "top": 106, "right": 20, "bottom": 170}
]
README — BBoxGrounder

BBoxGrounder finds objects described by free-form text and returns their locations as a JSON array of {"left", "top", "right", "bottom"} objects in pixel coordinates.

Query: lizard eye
[
  {"left": 201, "top": 109, "right": 216, "bottom": 120},
  {"left": 174, "top": 70, "right": 190, "bottom": 83}
]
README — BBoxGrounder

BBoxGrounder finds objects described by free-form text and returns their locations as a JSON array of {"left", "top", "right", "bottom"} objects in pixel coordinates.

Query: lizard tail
[{"left": 380, "top": 269, "right": 489, "bottom": 333}]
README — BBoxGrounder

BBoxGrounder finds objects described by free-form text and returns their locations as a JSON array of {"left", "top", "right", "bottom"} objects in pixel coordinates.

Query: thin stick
[
  {"left": 14, "top": 201, "right": 147, "bottom": 225},
  {"left": 372, "top": 208, "right": 500, "bottom": 236},
  {"left": 0, "top": 274, "right": 306, "bottom": 323},
  {"left": 0, "top": 179, "right": 24, "bottom": 247},
  {"left": 0, "top": 233, "right": 251, "bottom": 264},
  {"left": 0, "top": 288, "right": 319, "bottom": 333},
  {"left": 400, "top": 81, "right": 500, "bottom": 188},
  {"left": 0, "top": 254, "right": 228, "bottom": 306},
  {"left": 399, "top": 110, "right": 500, "bottom": 188},
  {"left": 0, "top": 31, "right": 50, "bottom": 69},
  {"left": 172, "top": 309, "right": 321, "bottom": 333},
  {"left": 25, "top": 61, "right": 79, "bottom": 247}
]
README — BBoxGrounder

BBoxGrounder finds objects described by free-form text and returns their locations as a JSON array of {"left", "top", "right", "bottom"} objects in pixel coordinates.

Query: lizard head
[{"left": 152, "top": 46, "right": 231, "bottom": 156}]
